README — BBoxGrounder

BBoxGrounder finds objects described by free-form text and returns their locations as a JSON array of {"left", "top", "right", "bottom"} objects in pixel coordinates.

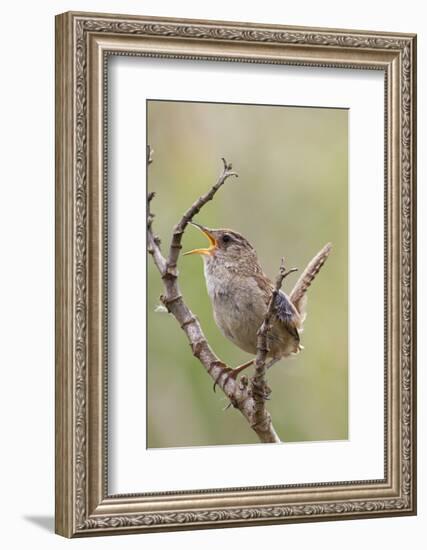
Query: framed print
[{"left": 55, "top": 11, "right": 417, "bottom": 537}]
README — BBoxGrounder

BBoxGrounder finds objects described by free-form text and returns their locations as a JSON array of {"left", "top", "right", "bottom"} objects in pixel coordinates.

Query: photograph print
[{"left": 147, "top": 99, "right": 348, "bottom": 448}]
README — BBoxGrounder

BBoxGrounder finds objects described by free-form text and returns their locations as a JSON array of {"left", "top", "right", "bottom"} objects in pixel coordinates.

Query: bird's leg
[{"left": 213, "top": 359, "right": 254, "bottom": 392}]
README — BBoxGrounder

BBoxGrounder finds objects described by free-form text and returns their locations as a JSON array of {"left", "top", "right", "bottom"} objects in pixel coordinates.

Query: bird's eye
[{"left": 222, "top": 234, "right": 231, "bottom": 244}]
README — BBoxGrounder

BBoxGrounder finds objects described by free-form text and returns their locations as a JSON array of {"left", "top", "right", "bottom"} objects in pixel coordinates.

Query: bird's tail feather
[{"left": 290, "top": 243, "right": 332, "bottom": 316}]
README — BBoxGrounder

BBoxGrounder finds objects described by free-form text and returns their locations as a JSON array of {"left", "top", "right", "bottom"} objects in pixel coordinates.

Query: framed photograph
[{"left": 55, "top": 11, "right": 417, "bottom": 537}]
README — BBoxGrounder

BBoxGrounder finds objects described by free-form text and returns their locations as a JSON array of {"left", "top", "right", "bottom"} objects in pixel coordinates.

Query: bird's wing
[
  {"left": 253, "top": 274, "right": 300, "bottom": 341},
  {"left": 255, "top": 275, "right": 300, "bottom": 342},
  {"left": 274, "top": 290, "right": 300, "bottom": 342}
]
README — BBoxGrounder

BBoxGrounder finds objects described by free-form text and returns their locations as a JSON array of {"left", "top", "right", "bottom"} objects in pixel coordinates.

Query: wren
[{"left": 184, "top": 222, "right": 331, "bottom": 377}]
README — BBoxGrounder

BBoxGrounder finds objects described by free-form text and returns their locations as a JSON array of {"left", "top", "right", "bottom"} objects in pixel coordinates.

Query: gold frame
[{"left": 55, "top": 11, "right": 417, "bottom": 537}]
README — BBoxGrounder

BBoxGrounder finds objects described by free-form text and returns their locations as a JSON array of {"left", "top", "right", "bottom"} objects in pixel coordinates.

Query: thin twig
[
  {"left": 146, "top": 150, "right": 280, "bottom": 444},
  {"left": 165, "top": 158, "right": 238, "bottom": 279},
  {"left": 146, "top": 144, "right": 153, "bottom": 165},
  {"left": 250, "top": 259, "right": 298, "bottom": 441},
  {"left": 147, "top": 179, "right": 167, "bottom": 275}
]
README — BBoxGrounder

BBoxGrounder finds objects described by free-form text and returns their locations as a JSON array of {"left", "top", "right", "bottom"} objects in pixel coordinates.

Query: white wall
[{"left": 0, "top": 1, "right": 424, "bottom": 548}]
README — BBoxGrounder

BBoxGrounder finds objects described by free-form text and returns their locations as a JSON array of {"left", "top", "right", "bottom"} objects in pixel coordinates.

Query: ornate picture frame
[{"left": 55, "top": 11, "right": 417, "bottom": 537}]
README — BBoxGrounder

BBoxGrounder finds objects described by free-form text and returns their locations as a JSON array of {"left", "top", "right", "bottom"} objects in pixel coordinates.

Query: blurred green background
[{"left": 147, "top": 100, "right": 348, "bottom": 448}]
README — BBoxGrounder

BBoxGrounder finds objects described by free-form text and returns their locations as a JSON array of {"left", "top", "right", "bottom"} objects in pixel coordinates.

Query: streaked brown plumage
[{"left": 184, "top": 222, "right": 331, "bottom": 373}]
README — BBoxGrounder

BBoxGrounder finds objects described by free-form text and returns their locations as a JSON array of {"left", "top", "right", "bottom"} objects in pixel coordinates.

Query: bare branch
[
  {"left": 147, "top": 151, "right": 280, "bottom": 444},
  {"left": 147, "top": 190, "right": 167, "bottom": 275},
  {"left": 250, "top": 259, "right": 298, "bottom": 442},
  {"left": 146, "top": 144, "right": 153, "bottom": 165},
  {"left": 166, "top": 158, "right": 238, "bottom": 279}
]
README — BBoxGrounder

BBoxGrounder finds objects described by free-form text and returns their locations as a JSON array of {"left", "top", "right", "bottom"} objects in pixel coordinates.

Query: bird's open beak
[{"left": 183, "top": 222, "right": 217, "bottom": 256}]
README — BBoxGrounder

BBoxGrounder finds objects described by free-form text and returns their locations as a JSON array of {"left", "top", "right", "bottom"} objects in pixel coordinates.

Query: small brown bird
[{"left": 184, "top": 222, "right": 331, "bottom": 378}]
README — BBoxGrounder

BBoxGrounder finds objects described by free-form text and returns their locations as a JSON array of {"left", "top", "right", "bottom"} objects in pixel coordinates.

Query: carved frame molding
[{"left": 55, "top": 11, "right": 416, "bottom": 537}]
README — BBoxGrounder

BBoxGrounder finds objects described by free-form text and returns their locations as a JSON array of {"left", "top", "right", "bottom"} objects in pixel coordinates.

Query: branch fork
[{"left": 147, "top": 147, "right": 283, "bottom": 443}]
